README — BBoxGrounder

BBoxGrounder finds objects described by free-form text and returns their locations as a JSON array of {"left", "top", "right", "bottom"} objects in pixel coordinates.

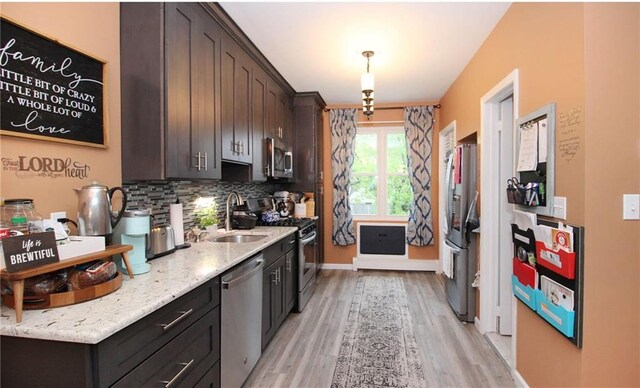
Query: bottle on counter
[{"left": 305, "top": 193, "right": 315, "bottom": 217}]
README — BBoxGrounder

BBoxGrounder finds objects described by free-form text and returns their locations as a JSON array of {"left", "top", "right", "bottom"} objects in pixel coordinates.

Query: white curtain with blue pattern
[
  {"left": 331, "top": 109, "right": 357, "bottom": 245},
  {"left": 404, "top": 106, "right": 435, "bottom": 246}
]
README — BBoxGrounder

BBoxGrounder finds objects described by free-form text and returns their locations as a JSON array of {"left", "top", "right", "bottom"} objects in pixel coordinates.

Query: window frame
[{"left": 351, "top": 125, "right": 410, "bottom": 221}]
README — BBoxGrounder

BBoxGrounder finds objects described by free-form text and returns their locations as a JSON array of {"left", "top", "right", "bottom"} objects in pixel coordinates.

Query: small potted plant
[{"left": 193, "top": 197, "right": 219, "bottom": 234}]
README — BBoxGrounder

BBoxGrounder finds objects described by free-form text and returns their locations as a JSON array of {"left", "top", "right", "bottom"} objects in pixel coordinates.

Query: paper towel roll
[{"left": 169, "top": 203, "right": 185, "bottom": 246}]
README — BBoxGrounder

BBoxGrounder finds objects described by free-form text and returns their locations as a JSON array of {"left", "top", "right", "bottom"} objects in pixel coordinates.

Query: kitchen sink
[{"left": 211, "top": 234, "right": 269, "bottom": 243}]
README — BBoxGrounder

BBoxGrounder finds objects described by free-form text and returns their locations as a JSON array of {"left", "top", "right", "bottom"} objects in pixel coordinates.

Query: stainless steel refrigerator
[{"left": 444, "top": 144, "right": 478, "bottom": 322}]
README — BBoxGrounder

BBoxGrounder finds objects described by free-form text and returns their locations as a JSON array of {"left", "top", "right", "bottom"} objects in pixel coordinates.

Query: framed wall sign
[
  {"left": 0, "top": 16, "right": 108, "bottom": 148},
  {"left": 2, "top": 231, "right": 60, "bottom": 273}
]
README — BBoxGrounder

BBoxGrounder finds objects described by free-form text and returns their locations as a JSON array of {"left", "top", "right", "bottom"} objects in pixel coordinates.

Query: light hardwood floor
[{"left": 244, "top": 270, "right": 515, "bottom": 388}]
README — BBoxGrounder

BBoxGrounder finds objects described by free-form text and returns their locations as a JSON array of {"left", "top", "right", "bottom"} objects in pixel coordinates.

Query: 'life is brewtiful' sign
[
  {"left": 0, "top": 17, "right": 107, "bottom": 148},
  {"left": 2, "top": 231, "right": 60, "bottom": 273}
]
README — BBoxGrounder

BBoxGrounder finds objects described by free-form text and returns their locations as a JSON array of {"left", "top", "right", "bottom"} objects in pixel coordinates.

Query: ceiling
[{"left": 219, "top": 2, "right": 511, "bottom": 105}]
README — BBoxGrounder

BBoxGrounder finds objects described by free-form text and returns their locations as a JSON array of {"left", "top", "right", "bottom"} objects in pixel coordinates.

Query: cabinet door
[
  {"left": 165, "top": 2, "right": 200, "bottom": 178},
  {"left": 273, "top": 257, "right": 286, "bottom": 330},
  {"left": 251, "top": 65, "right": 267, "bottom": 181},
  {"left": 284, "top": 249, "right": 297, "bottom": 314},
  {"left": 261, "top": 264, "right": 277, "bottom": 350},
  {"left": 197, "top": 5, "right": 222, "bottom": 179},
  {"left": 265, "top": 81, "right": 278, "bottom": 139},
  {"left": 221, "top": 35, "right": 252, "bottom": 164},
  {"left": 166, "top": 3, "right": 219, "bottom": 179}
]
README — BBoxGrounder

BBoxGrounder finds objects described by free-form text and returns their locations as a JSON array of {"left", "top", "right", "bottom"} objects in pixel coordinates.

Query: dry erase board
[
  {"left": 514, "top": 103, "right": 555, "bottom": 217},
  {"left": 0, "top": 17, "right": 107, "bottom": 147}
]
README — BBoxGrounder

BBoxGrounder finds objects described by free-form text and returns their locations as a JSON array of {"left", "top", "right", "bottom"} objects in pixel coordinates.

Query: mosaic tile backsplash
[{"left": 123, "top": 180, "right": 276, "bottom": 231}]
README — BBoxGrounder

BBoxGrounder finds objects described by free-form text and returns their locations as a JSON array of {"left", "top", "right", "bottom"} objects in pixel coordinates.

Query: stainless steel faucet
[{"left": 225, "top": 192, "right": 245, "bottom": 232}]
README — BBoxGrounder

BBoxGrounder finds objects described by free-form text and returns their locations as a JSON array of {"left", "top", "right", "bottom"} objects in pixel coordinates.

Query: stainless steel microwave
[{"left": 265, "top": 137, "right": 293, "bottom": 179}]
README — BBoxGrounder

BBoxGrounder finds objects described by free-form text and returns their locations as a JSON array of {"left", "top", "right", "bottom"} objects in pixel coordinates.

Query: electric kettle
[{"left": 75, "top": 181, "right": 128, "bottom": 243}]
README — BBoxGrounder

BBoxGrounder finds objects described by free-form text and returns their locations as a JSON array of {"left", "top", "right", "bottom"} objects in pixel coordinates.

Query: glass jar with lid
[{"left": 2, "top": 199, "right": 43, "bottom": 234}]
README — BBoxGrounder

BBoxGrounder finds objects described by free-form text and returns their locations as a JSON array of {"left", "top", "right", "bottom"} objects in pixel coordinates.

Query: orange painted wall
[
  {"left": 322, "top": 102, "right": 440, "bottom": 264},
  {"left": 0, "top": 3, "right": 122, "bottom": 221},
  {"left": 581, "top": 3, "right": 640, "bottom": 385},
  {"left": 440, "top": 2, "right": 640, "bottom": 386}
]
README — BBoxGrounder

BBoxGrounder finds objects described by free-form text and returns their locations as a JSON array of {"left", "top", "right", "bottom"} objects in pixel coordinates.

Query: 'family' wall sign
[{"left": 0, "top": 16, "right": 108, "bottom": 148}]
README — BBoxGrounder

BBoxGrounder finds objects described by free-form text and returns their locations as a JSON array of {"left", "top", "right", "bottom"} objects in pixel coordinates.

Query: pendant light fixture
[{"left": 361, "top": 51, "right": 374, "bottom": 117}]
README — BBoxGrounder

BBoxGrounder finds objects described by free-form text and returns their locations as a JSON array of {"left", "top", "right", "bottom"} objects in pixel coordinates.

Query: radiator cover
[{"left": 357, "top": 223, "right": 408, "bottom": 259}]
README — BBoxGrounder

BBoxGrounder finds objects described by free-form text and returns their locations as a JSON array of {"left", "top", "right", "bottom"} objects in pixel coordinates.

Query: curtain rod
[{"left": 323, "top": 104, "right": 441, "bottom": 112}]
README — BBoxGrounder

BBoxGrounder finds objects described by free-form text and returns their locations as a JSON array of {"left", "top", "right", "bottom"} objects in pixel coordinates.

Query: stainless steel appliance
[
  {"left": 147, "top": 224, "right": 176, "bottom": 259},
  {"left": 444, "top": 144, "right": 478, "bottom": 322},
  {"left": 221, "top": 254, "right": 264, "bottom": 388},
  {"left": 265, "top": 137, "right": 293, "bottom": 179},
  {"left": 74, "top": 181, "right": 127, "bottom": 243}
]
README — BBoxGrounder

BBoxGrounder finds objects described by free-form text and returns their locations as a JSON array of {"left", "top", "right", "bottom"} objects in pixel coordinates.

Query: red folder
[{"left": 513, "top": 258, "right": 537, "bottom": 288}]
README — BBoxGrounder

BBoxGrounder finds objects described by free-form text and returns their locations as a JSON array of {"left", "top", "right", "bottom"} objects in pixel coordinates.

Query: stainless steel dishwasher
[{"left": 221, "top": 253, "right": 264, "bottom": 388}]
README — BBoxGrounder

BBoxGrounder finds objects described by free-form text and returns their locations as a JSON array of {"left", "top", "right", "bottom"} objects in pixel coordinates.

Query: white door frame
[
  {"left": 478, "top": 70, "right": 519, "bottom": 345},
  {"left": 438, "top": 121, "right": 456, "bottom": 273}
]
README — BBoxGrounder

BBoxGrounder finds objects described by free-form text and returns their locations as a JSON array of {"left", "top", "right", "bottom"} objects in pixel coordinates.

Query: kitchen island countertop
[{"left": 0, "top": 227, "right": 297, "bottom": 344}]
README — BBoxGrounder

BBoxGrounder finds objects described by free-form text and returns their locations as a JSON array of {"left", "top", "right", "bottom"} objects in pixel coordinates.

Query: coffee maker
[{"left": 113, "top": 209, "right": 151, "bottom": 275}]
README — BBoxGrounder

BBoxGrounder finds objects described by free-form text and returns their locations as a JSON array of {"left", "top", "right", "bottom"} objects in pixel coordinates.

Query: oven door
[{"left": 298, "top": 231, "right": 317, "bottom": 289}]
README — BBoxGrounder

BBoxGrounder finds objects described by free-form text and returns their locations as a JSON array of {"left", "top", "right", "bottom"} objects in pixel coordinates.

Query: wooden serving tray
[
  {"left": 1, "top": 244, "right": 134, "bottom": 323},
  {"left": 2, "top": 272, "right": 122, "bottom": 310}
]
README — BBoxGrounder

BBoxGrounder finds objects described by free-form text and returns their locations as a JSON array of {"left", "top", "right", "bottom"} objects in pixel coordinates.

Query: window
[{"left": 350, "top": 126, "right": 412, "bottom": 218}]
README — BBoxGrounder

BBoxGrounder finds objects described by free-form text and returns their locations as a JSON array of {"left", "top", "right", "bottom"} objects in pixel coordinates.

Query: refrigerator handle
[
  {"left": 444, "top": 153, "right": 454, "bottom": 235},
  {"left": 444, "top": 239, "right": 462, "bottom": 254}
]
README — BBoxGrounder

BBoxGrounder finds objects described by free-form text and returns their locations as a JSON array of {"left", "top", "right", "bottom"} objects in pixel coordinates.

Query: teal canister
[{"left": 113, "top": 209, "right": 151, "bottom": 275}]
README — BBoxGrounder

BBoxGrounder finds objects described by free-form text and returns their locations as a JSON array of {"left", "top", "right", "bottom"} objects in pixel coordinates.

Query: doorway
[{"left": 479, "top": 70, "right": 519, "bottom": 368}]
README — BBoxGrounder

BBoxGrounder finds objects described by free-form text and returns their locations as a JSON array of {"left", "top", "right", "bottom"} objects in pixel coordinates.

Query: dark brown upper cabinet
[
  {"left": 120, "top": 2, "right": 222, "bottom": 180},
  {"left": 251, "top": 65, "right": 268, "bottom": 181},
  {"left": 221, "top": 32, "right": 252, "bottom": 165}
]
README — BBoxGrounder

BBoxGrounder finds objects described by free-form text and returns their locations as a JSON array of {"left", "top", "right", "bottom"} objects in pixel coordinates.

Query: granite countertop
[{"left": 0, "top": 226, "right": 297, "bottom": 344}]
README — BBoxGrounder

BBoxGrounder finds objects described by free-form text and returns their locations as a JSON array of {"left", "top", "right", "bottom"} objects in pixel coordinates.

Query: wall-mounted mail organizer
[
  {"left": 510, "top": 103, "right": 556, "bottom": 217},
  {"left": 511, "top": 219, "right": 584, "bottom": 348}
]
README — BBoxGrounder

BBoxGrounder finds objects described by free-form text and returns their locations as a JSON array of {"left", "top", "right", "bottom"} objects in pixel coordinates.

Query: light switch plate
[
  {"left": 623, "top": 194, "right": 640, "bottom": 220},
  {"left": 553, "top": 197, "right": 567, "bottom": 220}
]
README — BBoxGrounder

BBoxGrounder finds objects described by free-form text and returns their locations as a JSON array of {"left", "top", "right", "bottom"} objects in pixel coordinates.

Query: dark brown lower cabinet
[
  {"left": 1, "top": 278, "right": 221, "bottom": 388},
  {"left": 261, "top": 233, "right": 297, "bottom": 350}
]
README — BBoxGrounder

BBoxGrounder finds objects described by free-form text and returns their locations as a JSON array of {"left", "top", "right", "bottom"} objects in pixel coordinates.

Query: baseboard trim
[
  {"left": 320, "top": 263, "right": 354, "bottom": 270},
  {"left": 513, "top": 369, "right": 528, "bottom": 388},
  {"left": 352, "top": 257, "right": 438, "bottom": 271}
]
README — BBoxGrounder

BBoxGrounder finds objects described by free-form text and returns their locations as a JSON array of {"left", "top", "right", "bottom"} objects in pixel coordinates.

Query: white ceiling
[{"left": 220, "top": 2, "right": 511, "bottom": 105}]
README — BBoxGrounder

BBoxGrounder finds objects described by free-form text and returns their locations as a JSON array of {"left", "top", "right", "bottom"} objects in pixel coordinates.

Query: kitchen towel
[
  {"left": 169, "top": 203, "right": 185, "bottom": 246},
  {"left": 443, "top": 243, "right": 454, "bottom": 278}
]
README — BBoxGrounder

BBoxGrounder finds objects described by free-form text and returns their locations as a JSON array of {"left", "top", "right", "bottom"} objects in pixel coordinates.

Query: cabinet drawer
[
  {"left": 114, "top": 307, "right": 220, "bottom": 387},
  {"left": 194, "top": 361, "right": 220, "bottom": 388},
  {"left": 97, "top": 278, "right": 220, "bottom": 386},
  {"left": 263, "top": 233, "right": 296, "bottom": 267}
]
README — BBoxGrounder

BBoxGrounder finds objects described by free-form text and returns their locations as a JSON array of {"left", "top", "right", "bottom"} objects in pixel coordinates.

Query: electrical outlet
[
  {"left": 50, "top": 211, "right": 67, "bottom": 222},
  {"left": 623, "top": 194, "right": 640, "bottom": 220},
  {"left": 553, "top": 197, "right": 567, "bottom": 220}
]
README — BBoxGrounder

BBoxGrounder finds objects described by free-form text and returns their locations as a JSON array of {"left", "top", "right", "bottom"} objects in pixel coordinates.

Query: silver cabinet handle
[
  {"left": 160, "top": 359, "right": 195, "bottom": 388},
  {"left": 159, "top": 309, "right": 193, "bottom": 331},
  {"left": 277, "top": 268, "right": 281, "bottom": 284},
  {"left": 240, "top": 142, "right": 245, "bottom": 155},
  {"left": 203, "top": 152, "right": 208, "bottom": 171},
  {"left": 194, "top": 152, "right": 202, "bottom": 171},
  {"left": 272, "top": 270, "right": 277, "bottom": 284},
  {"left": 264, "top": 165, "right": 270, "bottom": 176},
  {"left": 286, "top": 258, "right": 291, "bottom": 272}
]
